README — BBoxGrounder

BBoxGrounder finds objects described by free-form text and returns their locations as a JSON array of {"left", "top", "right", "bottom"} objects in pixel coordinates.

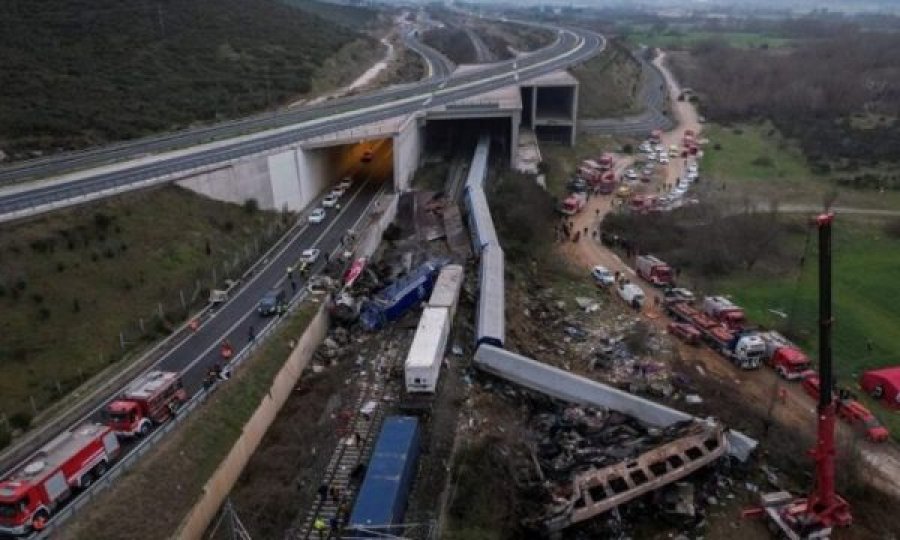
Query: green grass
[
  {"left": 65, "top": 300, "right": 322, "bottom": 540},
  {"left": 0, "top": 187, "right": 284, "bottom": 432},
  {"left": 625, "top": 30, "right": 793, "bottom": 50},
  {"left": 700, "top": 123, "right": 900, "bottom": 209},
  {"left": 571, "top": 44, "right": 643, "bottom": 119},
  {"left": 716, "top": 217, "right": 900, "bottom": 438}
]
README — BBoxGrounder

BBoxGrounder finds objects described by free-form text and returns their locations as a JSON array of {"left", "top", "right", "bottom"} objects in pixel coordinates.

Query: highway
[
  {"left": 0, "top": 27, "right": 602, "bottom": 218},
  {"left": 0, "top": 21, "right": 603, "bottom": 536}
]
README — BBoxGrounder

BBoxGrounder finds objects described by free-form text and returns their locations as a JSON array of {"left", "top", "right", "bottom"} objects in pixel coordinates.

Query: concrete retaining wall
[
  {"left": 177, "top": 159, "right": 276, "bottom": 209},
  {"left": 174, "top": 304, "right": 329, "bottom": 540}
]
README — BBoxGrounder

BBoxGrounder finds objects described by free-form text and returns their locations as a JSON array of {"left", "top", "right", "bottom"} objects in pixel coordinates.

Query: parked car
[
  {"left": 322, "top": 193, "right": 340, "bottom": 207},
  {"left": 308, "top": 208, "right": 327, "bottom": 224},
  {"left": 639, "top": 142, "right": 652, "bottom": 153},
  {"left": 591, "top": 265, "right": 615, "bottom": 287},
  {"left": 624, "top": 169, "right": 638, "bottom": 182},
  {"left": 658, "top": 153, "right": 670, "bottom": 164},
  {"left": 299, "top": 248, "right": 321, "bottom": 264}
]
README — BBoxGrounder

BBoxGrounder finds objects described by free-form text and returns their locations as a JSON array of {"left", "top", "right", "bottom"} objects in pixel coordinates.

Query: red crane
[{"left": 758, "top": 213, "right": 852, "bottom": 538}]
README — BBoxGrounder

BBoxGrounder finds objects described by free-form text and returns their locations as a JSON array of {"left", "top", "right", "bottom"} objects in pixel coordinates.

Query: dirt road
[{"left": 557, "top": 51, "right": 900, "bottom": 502}]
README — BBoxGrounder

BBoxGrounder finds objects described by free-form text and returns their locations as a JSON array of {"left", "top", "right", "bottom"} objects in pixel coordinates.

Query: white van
[{"left": 618, "top": 282, "right": 646, "bottom": 309}]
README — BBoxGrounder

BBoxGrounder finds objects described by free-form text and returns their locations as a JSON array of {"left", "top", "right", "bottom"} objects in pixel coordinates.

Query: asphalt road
[
  {"left": 580, "top": 49, "right": 676, "bottom": 136},
  {"left": 0, "top": 28, "right": 602, "bottom": 217},
  {"left": 0, "top": 24, "right": 604, "bottom": 532}
]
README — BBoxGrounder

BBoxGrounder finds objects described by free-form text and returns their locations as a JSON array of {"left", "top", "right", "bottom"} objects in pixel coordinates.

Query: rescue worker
[
  {"left": 286, "top": 266, "right": 294, "bottom": 280},
  {"left": 248, "top": 325, "right": 256, "bottom": 342},
  {"left": 313, "top": 517, "right": 327, "bottom": 539}
]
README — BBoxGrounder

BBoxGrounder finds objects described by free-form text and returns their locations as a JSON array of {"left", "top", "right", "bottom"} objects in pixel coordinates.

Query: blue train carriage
[
  {"left": 463, "top": 187, "right": 499, "bottom": 254},
  {"left": 347, "top": 416, "right": 422, "bottom": 537},
  {"left": 359, "top": 260, "right": 444, "bottom": 331},
  {"left": 476, "top": 243, "right": 505, "bottom": 348},
  {"left": 464, "top": 135, "right": 491, "bottom": 191}
]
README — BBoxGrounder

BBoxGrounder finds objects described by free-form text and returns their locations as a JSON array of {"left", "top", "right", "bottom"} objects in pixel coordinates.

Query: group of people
[{"left": 313, "top": 483, "right": 352, "bottom": 538}]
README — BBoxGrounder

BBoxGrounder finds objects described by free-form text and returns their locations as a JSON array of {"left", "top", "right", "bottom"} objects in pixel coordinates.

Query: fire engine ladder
[{"left": 291, "top": 329, "right": 404, "bottom": 539}]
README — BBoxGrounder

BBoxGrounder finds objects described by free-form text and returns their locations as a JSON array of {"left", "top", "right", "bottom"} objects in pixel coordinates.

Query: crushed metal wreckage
[{"left": 506, "top": 403, "right": 727, "bottom": 535}]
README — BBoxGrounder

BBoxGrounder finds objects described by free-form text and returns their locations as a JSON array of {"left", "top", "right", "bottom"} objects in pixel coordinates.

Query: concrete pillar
[{"left": 393, "top": 114, "right": 423, "bottom": 192}]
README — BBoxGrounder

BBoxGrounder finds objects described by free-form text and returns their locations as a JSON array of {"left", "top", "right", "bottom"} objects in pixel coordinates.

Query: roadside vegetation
[
  {"left": 61, "top": 300, "right": 321, "bottom": 540},
  {"left": 670, "top": 24, "right": 900, "bottom": 176},
  {"left": 624, "top": 28, "right": 792, "bottom": 49},
  {"left": 422, "top": 27, "right": 478, "bottom": 65},
  {"left": 0, "top": 187, "right": 284, "bottom": 446},
  {"left": 570, "top": 40, "right": 643, "bottom": 119},
  {"left": 0, "top": 0, "right": 379, "bottom": 161}
]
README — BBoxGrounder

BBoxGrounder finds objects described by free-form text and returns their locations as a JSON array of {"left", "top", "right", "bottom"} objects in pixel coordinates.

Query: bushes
[{"left": 0, "top": 0, "right": 367, "bottom": 159}]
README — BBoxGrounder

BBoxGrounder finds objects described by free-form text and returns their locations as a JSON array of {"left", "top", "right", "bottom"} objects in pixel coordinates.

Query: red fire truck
[
  {"left": 0, "top": 424, "right": 120, "bottom": 535},
  {"left": 104, "top": 370, "right": 187, "bottom": 438}
]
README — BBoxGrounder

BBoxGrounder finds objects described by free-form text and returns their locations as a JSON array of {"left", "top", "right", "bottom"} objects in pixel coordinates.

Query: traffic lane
[
  {"left": 176, "top": 180, "right": 383, "bottom": 392},
  {"left": 0, "top": 28, "right": 601, "bottom": 212},
  {"left": 0, "top": 27, "right": 587, "bottom": 193},
  {"left": 154, "top": 178, "right": 378, "bottom": 383}
]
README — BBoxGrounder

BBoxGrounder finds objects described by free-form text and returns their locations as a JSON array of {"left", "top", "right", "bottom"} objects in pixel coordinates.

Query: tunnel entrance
[
  {"left": 297, "top": 137, "right": 393, "bottom": 207},
  {"left": 423, "top": 117, "right": 512, "bottom": 164}
]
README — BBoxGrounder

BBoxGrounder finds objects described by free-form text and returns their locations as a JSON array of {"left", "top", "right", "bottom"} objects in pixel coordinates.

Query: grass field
[
  {"left": 700, "top": 123, "right": 900, "bottom": 209},
  {"left": 714, "top": 217, "right": 900, "bottom": 436},
  {"left": 571, "top": 44, "right": 643, "bottom": 119},
  {"left": 0, "top": 187, "right": 283, "bottom": 435},
  {"left": 625, "top": 29, "right": 793, "bottom": 49}
]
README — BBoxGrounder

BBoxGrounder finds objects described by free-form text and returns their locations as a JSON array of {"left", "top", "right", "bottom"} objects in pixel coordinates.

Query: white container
[
  {"left": 428, "top": 264, "right": 464, "bottom": 320},
  {"left": 405, "top": 307, "right": 451, "bottom": 394}
]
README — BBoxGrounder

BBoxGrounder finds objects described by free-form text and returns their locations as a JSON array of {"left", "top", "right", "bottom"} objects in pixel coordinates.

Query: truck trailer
[
  {"left": 104, "top": 370, "right": 187, "bottom": 437},
  {"left": 405, "top": 307, "right": 451, "bottom": 394},
  {"left": 0, "top": 424, "right": 120, "bottom": 535},
  {"left": 348, "top": 416, "right": 421, "bottom": 536},
  {"left": 427, "top": 264, "right": 464, "bottom": 320},
  {"left": 667, "top": 302, "right": 764, "bottom": 369}
]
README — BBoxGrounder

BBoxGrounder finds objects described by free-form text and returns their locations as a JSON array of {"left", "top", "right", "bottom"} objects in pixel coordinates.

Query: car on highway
[
  {"left": 308, "top": 208, "right": 326, "bottom": 224},
  {"left": 591, "top": 265, "right": 615, "bottom": 287},
  {"left": 361, "top": 150, "right": 374, "bottom": 163},
  {"left": 330, "top": 185, "right": 346, "bottom": 198},
  {"left": 338, "top": 177, "right": 353, "bottom": 191},
  {"left": 322, "top": 193, "right": 340, "bottom": 208},
  {"left": 299, "top": 248, "right": 320, "bottom": 264},
  {"left": 258, "top": 288, "right": 286, "bottom": 316}
]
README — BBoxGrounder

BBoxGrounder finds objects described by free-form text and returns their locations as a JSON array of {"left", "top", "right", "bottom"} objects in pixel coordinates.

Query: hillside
[{"left": 0, "top": 0, "right": 378, "bottom": 161}]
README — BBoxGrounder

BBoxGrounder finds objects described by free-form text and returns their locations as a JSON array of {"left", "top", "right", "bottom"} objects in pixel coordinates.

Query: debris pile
[{"left": 490, "top": 397, "right": 728, "bottom": 536}]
